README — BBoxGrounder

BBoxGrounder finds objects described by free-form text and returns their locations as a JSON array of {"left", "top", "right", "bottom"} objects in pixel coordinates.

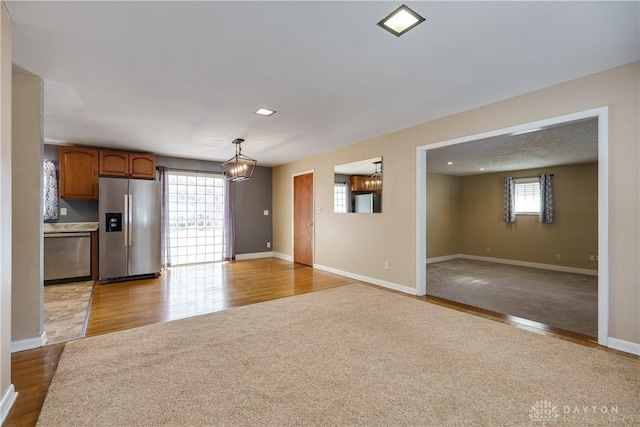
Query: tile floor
[{"left": 44, "top": 280, "right": 95, "bottom": 344}]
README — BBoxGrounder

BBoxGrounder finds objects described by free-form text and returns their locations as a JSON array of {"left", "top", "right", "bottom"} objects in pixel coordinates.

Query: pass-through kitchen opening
[{"left": 167, "top": 171, "right": 225, "bottom": 265}]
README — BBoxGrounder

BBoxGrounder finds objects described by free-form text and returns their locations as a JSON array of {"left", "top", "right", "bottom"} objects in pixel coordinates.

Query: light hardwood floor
[{"left": 5, "top": 258, "right": 629, "bottom": 426}]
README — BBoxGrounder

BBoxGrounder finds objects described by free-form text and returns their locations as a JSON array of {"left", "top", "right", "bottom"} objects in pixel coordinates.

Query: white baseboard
[
  {"left": 0, "top": 384, "right": 17, "bottom": 425},
  {"left": 236, "top": 251, "right": 274, "bottom": 261},
  {"left": 426, "top": 254, "right": 459, "bottom": 264},
  {"left": 608, "top": 337, "right": 640, "bottom": 356},
  {"left": 313, "top": 264, "right": 417, "bottom": 295},
  {"left": 11, "top": 331, "right": 47, "bottom": 353},
  {"left": 445, "top": 254, "right": 598, "bottom": 276},
  {"left": 273, "top": 252, "right": 293, "bottom": 262}
]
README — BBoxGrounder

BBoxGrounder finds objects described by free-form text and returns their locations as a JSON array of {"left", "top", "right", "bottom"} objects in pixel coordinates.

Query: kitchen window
[{"left": 167, "top": 172, "right": 225, "bottom": 265}]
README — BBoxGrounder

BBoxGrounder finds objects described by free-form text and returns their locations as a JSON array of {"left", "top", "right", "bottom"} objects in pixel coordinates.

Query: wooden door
[{"left": 293, "top": 173, "right": 314, "bottom": 266}]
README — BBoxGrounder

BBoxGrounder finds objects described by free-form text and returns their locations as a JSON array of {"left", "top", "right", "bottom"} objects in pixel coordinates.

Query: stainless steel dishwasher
[{"left": 44, "top": 232, "right": 92, "bottom": 281}]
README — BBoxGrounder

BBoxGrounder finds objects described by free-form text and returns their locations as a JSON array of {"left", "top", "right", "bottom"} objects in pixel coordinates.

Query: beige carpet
[{"left": 38, "top": 284, "right": 639, "bottom": 426}]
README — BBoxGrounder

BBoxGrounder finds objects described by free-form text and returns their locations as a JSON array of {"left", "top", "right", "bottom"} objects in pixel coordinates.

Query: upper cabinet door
[
  {"left": 99, "top": 151, "right": 129, "bottom": 177},
  {"left": 59, "top": 147, "right": 99, "bottom": 199},
  {"left": 99, "top": 151, "right": 156, "bottom": 179},
  {"left": 129, "top": 154, "right": 156, "bottom": 179}
]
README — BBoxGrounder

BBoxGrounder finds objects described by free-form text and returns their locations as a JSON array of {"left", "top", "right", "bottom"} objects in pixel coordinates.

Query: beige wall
[
  {"left": 11, "top": 73, "right": 43, "bottom": 345},
  {"left": 426, "top": 173, "right": 460, "bottom": 258},
  {"left": 458, "top": 163, "right": 598, "bottom": 270},
  {"left": 272, "top": 62, "right": 640, "bottom": 345},
  {"left": 0, "top": 1, "right": 13, "bottom": 416}
]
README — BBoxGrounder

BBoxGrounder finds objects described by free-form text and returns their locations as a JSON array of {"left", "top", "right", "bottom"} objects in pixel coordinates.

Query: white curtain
[
  {"left": 504, "top": 176, "right": 516, "bottom": 223},
  {"left": 43, "top": 160, "right": 58, "bottom": 220},
  {"left": 157, "top": 166, "right": 172, "bottom": 268},
  {"left": 539, "top": 173, "right": 554, "bottom": 224}
]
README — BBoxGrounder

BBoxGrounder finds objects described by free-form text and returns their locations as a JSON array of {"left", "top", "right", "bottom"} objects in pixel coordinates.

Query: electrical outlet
[
  {"left": 384, "top": 261, "right": 390, "bottom": 270},
  {"left": 60, "top": 207, "right": 67, "bottom": 216},
  {"left": 589, "top": 253, "right": 595, "bottom": 261},
  {"left": 266, "top": 242, "right": 271, "bottom": 249},
  {"left": 486, "top": 247, "right": 491, "bottom": 253},
  {"left": 556, "top": 254, "right": 561, "bottom": 260}
]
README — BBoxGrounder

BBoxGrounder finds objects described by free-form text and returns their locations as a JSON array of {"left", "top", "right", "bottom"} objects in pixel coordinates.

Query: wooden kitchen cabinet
[
  {"left": 350, "top": 175, "right": 366, "bottom": 192},
  {"left": 99, "top": 150, "right": 129, "bottom": 176},
  {"left": 59, "top": 147, "right": 99, "bottom": 199},
  {"left": 129, "top": 153, "right": 156, "bottom": 179},
  {"left": 99, "top": 151, "right": 156, "bottom": 179}
]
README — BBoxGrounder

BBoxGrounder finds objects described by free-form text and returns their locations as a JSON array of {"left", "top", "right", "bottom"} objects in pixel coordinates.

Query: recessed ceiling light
[
  {"left": 255, "top": 108, "right": 276, "bottom": 117},
  {"left": 480, "top": 168, "right": 485, "bottom": 171},
  {"left": 447, "top": 162, "right": 453, "bottom": 165},
  {"left": 377, "top": 4, "right": 425, "bottom": 37}
]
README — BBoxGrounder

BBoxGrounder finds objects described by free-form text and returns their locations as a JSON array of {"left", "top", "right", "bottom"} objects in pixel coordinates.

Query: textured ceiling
[
  {"left": 426, "top": 118, "right": 598, "bottom": 176},
  {"left": 6, "top": 1, "right": 639, "bottom": 167}
]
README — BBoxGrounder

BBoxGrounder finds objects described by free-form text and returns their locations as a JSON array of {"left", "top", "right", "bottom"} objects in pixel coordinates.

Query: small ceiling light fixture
[
  {"left": 255, "top": 108, "right": 276, "bottom": 117},
  {"left": 447, "top": 162, "right": 453, "bottom": 165},
  {"left": 221, "top": 138, "right": 257, "bottom": 182},
  {"left": 377, "top": 4, "right": 425, "bottom": 37}
]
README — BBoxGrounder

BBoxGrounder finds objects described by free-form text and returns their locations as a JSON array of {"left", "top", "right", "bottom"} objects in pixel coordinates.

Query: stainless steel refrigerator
[
  {"left": 99, "top": 177, "right": 161, "bottom": 283},
  {"left": 354, "top": 193, "right": 382, "bottom": 213}
]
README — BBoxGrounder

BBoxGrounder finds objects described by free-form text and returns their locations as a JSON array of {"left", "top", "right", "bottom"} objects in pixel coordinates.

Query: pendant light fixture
[
  {"left": 221, "top": 138, "right": 257, "bottom": 182},
  {"left": 363, "top": 160, "right": 382, "bottom": 190}
]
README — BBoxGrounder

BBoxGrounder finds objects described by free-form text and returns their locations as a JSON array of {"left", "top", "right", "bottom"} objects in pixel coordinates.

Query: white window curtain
[
  {"left": 504, "top": 176, "right": 516, "bottom": 223},
  {"left": 43, "top": 160, "right": 58, "bottom": 220},
  {"left": 539, "top": 173, "right": 554, "bottom": 224}
]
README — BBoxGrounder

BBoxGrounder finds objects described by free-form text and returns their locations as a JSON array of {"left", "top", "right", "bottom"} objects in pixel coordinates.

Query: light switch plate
[
  {"left": 60, "top": 207, "right": 67, "bottom": 216},
  {"left": 263, "top": 210, "right": 269, "bottom": 216}
]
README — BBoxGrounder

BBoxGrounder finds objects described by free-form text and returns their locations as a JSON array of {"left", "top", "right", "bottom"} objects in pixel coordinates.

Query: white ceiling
[
  {"left": 6, "top": 1, "right": 639, "bottom": 167},
  {"left": 427, "top": 118, "right": 599, "bottom": 176},
  {"left": 335, "top": 157, "right": 382, "bottom": 176}
]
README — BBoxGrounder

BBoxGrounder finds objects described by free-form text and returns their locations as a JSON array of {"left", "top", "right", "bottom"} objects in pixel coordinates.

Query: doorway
[
  {"left": 416, "top": 107, "right": 609, "bottom": 346},
  {"left": 293, "top": 172, "right": 314, "bottom": 266}
]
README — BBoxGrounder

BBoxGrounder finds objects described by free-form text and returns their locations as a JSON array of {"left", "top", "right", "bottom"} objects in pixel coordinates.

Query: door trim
[
  {"left": 292, "top": 170, "right": 315, "bottom": 266},
  {"left": 416, "top": 106, "right": 609, "bottom": 347}
]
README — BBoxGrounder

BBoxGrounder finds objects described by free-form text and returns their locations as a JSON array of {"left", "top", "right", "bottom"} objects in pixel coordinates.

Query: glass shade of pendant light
[
  {"left": 363, "top": 161, "right": 382, "bottom": 190},
  {"left": 221, "top": 138, "right": 257, "bottom": 182}
]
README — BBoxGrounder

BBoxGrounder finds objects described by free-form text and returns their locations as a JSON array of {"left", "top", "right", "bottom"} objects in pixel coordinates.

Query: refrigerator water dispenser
[{"left": 105, "top": 213, "right": 122, "bottom": 232}]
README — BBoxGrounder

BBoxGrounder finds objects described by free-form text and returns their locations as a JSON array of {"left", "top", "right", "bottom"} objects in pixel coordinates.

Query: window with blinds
[{"left": 514, "top": 177, "right": 541, "bottom": 214}]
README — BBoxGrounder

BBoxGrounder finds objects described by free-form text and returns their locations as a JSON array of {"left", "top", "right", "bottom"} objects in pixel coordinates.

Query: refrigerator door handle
[
  {"left": 128, "top": 193, "right": 133, "bottom": 246},
  {"left": 123, "top": 194, "right": 129, "bottom": 246}
]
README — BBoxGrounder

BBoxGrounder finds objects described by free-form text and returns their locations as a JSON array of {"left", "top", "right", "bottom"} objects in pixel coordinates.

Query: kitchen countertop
[{"left": 44, "top": 222, "right": 99, "bottom": 233}]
